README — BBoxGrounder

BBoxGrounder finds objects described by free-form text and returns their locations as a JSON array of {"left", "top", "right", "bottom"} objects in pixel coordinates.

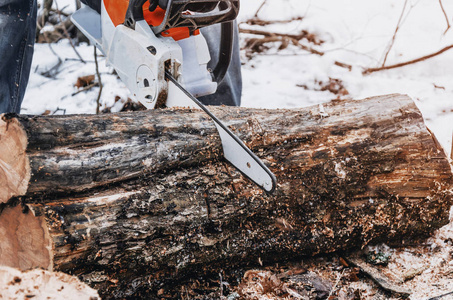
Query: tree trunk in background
[{"left": 0, "top": 94, "right": 452, "bottom": 298}]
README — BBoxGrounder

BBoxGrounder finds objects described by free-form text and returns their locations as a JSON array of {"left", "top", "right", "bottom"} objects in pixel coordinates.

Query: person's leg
[
  {"left": 0, "top": 0, "right": 37, "bottom": 114},
  {"left": 199, "top": 20, "right": 242, "bottom": 107}
]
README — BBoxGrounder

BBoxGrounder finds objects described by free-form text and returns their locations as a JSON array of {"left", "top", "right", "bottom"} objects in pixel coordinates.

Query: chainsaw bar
[{"left": 165, "top": 71, "right": 277, "bottom": 193}]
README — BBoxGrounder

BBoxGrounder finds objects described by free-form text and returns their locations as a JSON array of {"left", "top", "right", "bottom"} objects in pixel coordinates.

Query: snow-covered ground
[{"left": 24, "top": 0, "right": 453, "bottom": 158}]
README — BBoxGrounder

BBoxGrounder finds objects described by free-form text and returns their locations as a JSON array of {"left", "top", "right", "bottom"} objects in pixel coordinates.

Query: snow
[
  {"left": 22, "top": 1, "right": 453, "bottom": 297},
  {"left": 22, "top": 41, "right": 130, "bottom": 114}
]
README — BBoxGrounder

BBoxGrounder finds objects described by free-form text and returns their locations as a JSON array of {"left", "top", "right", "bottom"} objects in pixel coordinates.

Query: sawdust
[
  {"left": 229, "top": 208, "right": 453, "bottom": 300},
  {"left": 0, "top": 266, "right": 99, "bottom": 299},
  {"left": 367, "top": 213, "right": 453, "bottom": 299}
]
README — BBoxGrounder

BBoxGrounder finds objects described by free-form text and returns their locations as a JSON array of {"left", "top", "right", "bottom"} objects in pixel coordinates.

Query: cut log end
[
  {"left": 0, "top": 205, "right": 52, "bottom": 271},
  {"left": 451, "top": 132, "right": 453, "bottom": 161},
  {"left": 0, "top": 114, "right": 30, "bottom": 204}
]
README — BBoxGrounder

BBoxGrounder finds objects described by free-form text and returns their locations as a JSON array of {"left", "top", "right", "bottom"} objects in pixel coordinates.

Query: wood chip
[{"left": 345, "top": 252, "right": 411, "bottom": 296}]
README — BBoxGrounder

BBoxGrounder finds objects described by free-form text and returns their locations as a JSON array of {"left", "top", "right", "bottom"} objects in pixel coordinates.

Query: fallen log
[{"left": 0, "top": 94, "right": 452, "bottom": 298}]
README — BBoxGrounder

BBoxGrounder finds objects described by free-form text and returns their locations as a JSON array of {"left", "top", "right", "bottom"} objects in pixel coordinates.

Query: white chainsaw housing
[
  {"left": 71, "top": 2, "right": 278, "bottom": 193},
  {"left": 71, "top": 3, "right": 217, "bottom": 109}
]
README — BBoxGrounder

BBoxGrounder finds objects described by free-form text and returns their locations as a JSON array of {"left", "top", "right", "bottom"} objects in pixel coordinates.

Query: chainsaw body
[
  {"left": 72, "top": 0, "right": 239, "bottom": 108},
  {"left": 72, "top": 0, "right": 277, "bottom": 192}
]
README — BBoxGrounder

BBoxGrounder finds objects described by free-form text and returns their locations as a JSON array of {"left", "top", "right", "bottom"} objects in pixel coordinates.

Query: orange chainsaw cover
[{"left": 103, "top": 0, "right": 199, "bottom": 40}]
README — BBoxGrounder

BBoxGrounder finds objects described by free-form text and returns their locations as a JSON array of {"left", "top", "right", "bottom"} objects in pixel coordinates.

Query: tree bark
[{"left": 0, "top": 94, "right": 452, "bottom": 298}]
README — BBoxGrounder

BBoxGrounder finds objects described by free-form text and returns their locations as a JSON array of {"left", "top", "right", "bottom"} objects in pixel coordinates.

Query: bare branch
[
  {"left": 239, "top": 28, "right": 312, "bottom": 42},
  {"left": 439, "top": 0, "right": 451, "bottom": 35},
  {"left": 94, "top": 47, "right": 103, "bottom": 115},
  {"left": 254, "top": 0, "right": 267, "bottom": 18},
  {"left": 334, "top": 61, "right": 353, "bottom": 71},
  {"left": 364, "top": 44, "right": 453, "bottom": 74},
  {"left": 381, "top": 0, "right": 408, "bottom": 67},
  {"left": 242, "top": 35, "right": 324, "bottom": 57},
  {"left": 240, "top": 27, "right": 353, "bottom": 70},
  {"left": 241, "top": 16, "right": 303, "bottom": 26},
  {"left": 54, "top": 0, "right": 86, "bottom": 63},
  {"left": 71, "top": 82, "right": 99, "bottom": 96}
]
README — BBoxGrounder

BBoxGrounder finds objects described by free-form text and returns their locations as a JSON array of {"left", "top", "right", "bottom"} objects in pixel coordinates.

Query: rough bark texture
[{"left": 0, "top": 94, "right": 452, "bottom": 299}]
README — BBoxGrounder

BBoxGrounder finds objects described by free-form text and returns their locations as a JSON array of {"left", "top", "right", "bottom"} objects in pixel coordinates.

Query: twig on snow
[
  {"left": 242, "top": 16, "right": 303, "bottom": 26},
  {"left": 254, "top": 0, "right": 267, "bottom": 18},
  {"left": 239, "top": 28, "right": 317, "bottom": 43},
  {"left": 54, "top": 0, "right": 86, "bottom": 63},
  {"left": 381, "top": 0, "right": 408, "bottom": 67},
  {"left": 94, "top": 46, "right": 103, "bottom": 114},
  {"left": 240, "top": 28, "right": 324, "bottom": 56},
  {"left": 240, "top": 28, "right": 354, "bottom": 70},
  {"left": 334, "top": 61, "right": 353, "bottom": 71},
  {"left": 36, "top": 17, "right": 64, "bottom": 79},
  {"left": 363, "top": 44, "right": 453, "bottom": 74},
  {"left": 37, "top": 36, "right": 63, "bottom": 78},
  {"left": 40, "top": 58, "right": 63, "bottom": 78},
  {"left": 71, "top": 82, "right": 99, "bottom": 96},
  {"left": 438, "top": 0, "right": 451, "bottom": 35},
  {"left": 433, "top": 83, "right": 445, "bottom": 90},
  {"left": 243, "top": 35, "right": 324, "bottom": 57},
  {"left": 52, "top": 107, "right": 67, "bottom": 115},
  {"left": 65, "top": 58, "right": 94, "bottom": 63},
  {"left": 427, "top": 290, "right": 453, "bottom": 300}
]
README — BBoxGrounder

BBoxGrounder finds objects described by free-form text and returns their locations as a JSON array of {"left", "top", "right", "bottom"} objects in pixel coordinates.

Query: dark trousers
[{"left": 0, "top": 0, "right": 37, "bottom": 113}]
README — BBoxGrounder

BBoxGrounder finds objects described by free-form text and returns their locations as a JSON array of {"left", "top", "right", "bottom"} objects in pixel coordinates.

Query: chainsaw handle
[
  {"left": 212, "top": 21, "right": 233, "bottom": 84},
  {"left": 181, "top": 1, "right": 232, "bottom": 21},
  {"left": 124, "top": 0, "right": 148, "bottom": 28}
]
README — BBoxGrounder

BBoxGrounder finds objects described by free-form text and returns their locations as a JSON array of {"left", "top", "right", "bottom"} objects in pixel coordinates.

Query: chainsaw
[{"left": 71, "top": 0, "right": 276, "bottom": 192}]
